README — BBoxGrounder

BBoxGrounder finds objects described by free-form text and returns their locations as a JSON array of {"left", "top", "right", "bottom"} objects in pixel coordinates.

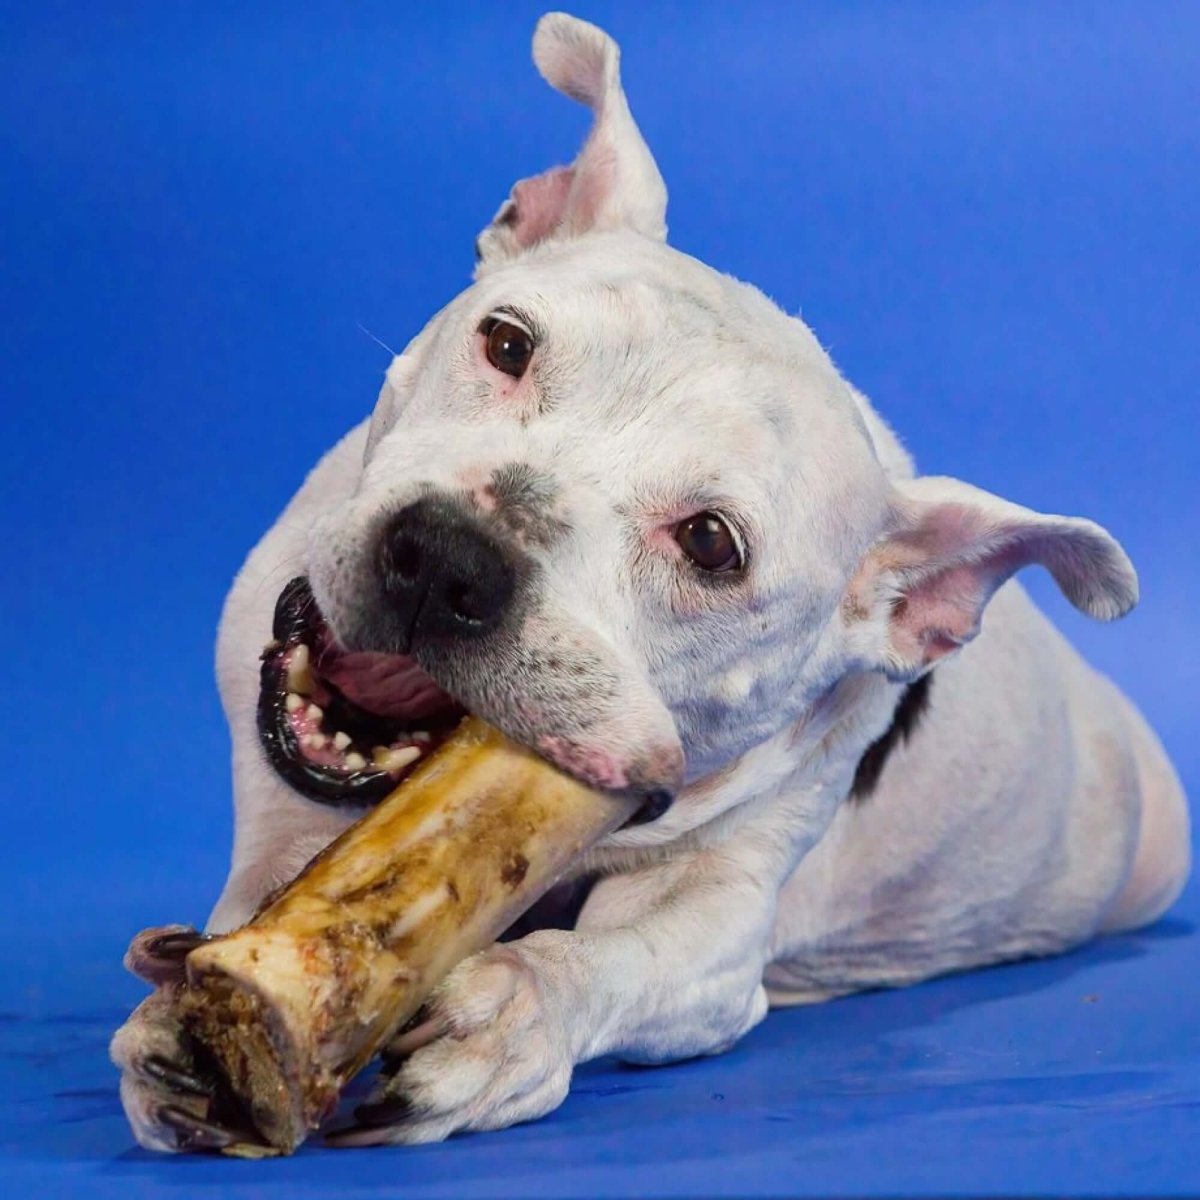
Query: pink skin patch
[
  {"left": 646, "top": 524, "right": 685, "bottom": 558},
  {"left": 536, "top": 734, "right": 631, "bottom": 791},
  {"left": 509, "top": 168, "right": 575, "bottom": 248},
  {"left": 286, "top": 698, "right": 348, "bottom": 770}
]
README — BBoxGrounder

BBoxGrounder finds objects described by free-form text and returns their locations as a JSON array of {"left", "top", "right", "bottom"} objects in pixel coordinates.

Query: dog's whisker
[{"left": 356, "top": 322, "right": 397, "bottom": 358}]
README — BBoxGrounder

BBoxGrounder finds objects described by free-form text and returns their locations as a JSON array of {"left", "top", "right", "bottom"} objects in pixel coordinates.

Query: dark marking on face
[
  {"left": 501, "top": 852, "right": 530, "bottom": 889},
  {"left": 849, "top": 673, "right": 933, "bottom": 802},
  {"left": 482, "top": 462, "right": 570, "bottom": 549}
]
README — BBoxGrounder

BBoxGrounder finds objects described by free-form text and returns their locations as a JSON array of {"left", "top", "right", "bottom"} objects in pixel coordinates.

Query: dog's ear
[
  {"left": 474, "top": 12, "right": 667, "bottom": 270},
  {"left": 845, "top": 476, "right": 1138, "bottom": 682}
]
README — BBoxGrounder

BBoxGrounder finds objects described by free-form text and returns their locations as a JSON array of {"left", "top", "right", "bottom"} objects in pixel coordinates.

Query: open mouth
[{"left": 258, "top": 577, "right": 467, "bottom": 806}]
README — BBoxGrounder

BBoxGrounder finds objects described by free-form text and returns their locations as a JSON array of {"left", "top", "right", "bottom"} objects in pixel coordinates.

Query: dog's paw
[
  {"left": 327, "top": 942, "right": 573, "bottom": 1147},
  {"left": 111, "top": 926, "right": 271, "bottom": 1155}
]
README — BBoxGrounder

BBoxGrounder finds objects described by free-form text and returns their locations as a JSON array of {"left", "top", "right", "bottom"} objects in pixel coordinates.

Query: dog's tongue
[{"left": 315, "top": 641, "right": 456, "bottom": 720}]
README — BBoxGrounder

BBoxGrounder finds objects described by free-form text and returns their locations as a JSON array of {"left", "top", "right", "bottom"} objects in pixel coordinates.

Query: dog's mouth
[{"left": 258, "top": 577, "right": 467, "bottom": 807}]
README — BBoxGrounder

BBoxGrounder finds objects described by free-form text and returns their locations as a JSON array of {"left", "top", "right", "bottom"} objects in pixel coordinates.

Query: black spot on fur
[{"left": 849, "top": 673, "right": 933, "bottom": 803}]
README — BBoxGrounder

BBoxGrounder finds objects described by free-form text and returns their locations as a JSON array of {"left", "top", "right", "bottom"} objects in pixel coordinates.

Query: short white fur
[{"left": 112, "top": 12, "right": 1190, "bottom": 1150}]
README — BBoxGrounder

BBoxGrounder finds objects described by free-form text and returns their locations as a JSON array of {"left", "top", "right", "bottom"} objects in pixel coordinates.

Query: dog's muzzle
[{"left": 257, "top": 577, "right": 676, "bottom": 824}]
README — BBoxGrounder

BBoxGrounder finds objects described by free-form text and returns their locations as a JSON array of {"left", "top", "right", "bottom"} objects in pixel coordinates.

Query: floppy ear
[
  {"left": 474, "top": 12, "right": 668, "bottom": 270},
  {"left": 846, "top": 476, "right": 1139, "bottom": 682}
]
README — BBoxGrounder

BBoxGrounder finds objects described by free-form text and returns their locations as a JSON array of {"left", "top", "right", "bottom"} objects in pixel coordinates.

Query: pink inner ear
[
  {"left": 508, "top": 167, "right": 575, "bottom": 249},
  {"left": 871, "top": 481, "right": 1135, "bottom": 676},
  {"left": 888, "top": 561, "right": 993, "bottom": 667}
]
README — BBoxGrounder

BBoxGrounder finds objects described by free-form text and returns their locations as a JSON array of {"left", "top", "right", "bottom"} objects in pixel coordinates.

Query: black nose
[{"left": 376, "top": 498, "right": 516, "bottom": 645}]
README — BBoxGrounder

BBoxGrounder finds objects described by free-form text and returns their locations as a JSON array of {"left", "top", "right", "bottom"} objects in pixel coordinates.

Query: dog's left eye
[
  {"left": 481, "top": 317, "right": 535, "bottom": 379},
  {"left": 674, "top": 512, "right": 743, "bottom": 573}
]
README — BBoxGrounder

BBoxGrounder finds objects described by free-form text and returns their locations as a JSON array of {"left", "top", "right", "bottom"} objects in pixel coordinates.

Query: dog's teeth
[
  {"left": 307, "top": 703, "right": 324, "bottom": 723},
  {"left": 344, "top": 751, "right": 367, "bottom": 771},
  {"left": 333, "top": 731, "right": 352, "bottom": 750},
  {"left": 286, "top": 643, "right": 315, "bottom": 694},
  {"left": 411, "top": 731, "right": 432, "bottom": 744},
  {"left": 304, "top": 733, "right": 328, "bottom": 750},
  {"left": 373, "top": 746, "right": 422, "bottom": 773},
  {"left": 371, "top": 745, "right": 417, "bottom": 769},
  {"left": 285, "top": 692, "right": 304, "bottom": 713}
]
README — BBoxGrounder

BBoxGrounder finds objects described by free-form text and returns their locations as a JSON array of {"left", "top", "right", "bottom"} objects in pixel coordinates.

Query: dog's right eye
[
  {"left": 481, "top": 317, "right": 535, "bottom": 379},
  {"left": 674, "top": 512, "right": 743, "bottom": 573}
]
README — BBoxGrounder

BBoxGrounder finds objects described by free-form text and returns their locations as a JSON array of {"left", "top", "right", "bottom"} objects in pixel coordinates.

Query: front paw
[
  {"left": 111, "top": 926, "right": 273, "bottom": 1156},
  {"left": 328, "top": 942, "right": 572, "bottom": 1147}
]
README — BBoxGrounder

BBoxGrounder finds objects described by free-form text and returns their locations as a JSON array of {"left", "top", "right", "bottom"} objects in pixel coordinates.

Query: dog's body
[{"left": 113, "top": 13, "right": 1188, "bottom": 1151}]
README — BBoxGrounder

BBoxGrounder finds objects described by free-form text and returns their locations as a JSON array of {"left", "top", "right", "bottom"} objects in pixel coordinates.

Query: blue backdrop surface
[{"left": 2, "top": 2, "right": 1197, "bottom": 1196}]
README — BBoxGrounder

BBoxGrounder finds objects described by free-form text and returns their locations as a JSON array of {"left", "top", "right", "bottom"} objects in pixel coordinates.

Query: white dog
[{"left": 112, "top": 12, "right": 1189, "bottom": 1152}]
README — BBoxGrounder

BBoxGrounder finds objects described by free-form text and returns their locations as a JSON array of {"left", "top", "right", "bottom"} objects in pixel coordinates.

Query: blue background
[{"left": 2, "top": 1, "right": 1197, "bottom": 1195}]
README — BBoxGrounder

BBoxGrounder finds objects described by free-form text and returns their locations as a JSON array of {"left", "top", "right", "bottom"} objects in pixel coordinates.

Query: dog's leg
[{"left": 327, "top": 799, "right": 815, "bottom": 1147}]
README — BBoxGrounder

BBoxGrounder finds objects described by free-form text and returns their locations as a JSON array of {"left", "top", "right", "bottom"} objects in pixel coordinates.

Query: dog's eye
[
  {"left": 481, "top": 318, "right": 534, "bottom": 379},
  {"left": 674, "top": 513, "right": 742, "bottom": 573}
]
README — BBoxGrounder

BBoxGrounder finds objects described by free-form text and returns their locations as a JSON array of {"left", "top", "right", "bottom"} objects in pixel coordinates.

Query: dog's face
[
  {"left": 267, "top": 14, "right": 1136, "bottom": 830},
  {"left": 310, "top": 233, "right": 891, "bottom": 789}
]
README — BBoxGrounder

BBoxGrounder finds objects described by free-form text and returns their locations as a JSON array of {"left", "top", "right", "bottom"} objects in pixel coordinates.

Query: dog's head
[{"left": 264, "top": 13, "right": 1137, "bottom": 831}]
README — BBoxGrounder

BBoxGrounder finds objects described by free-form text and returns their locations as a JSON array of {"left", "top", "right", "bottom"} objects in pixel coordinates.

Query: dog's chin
[{"left": 257, "top": 576, "right": 469, "bottom": 807}]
